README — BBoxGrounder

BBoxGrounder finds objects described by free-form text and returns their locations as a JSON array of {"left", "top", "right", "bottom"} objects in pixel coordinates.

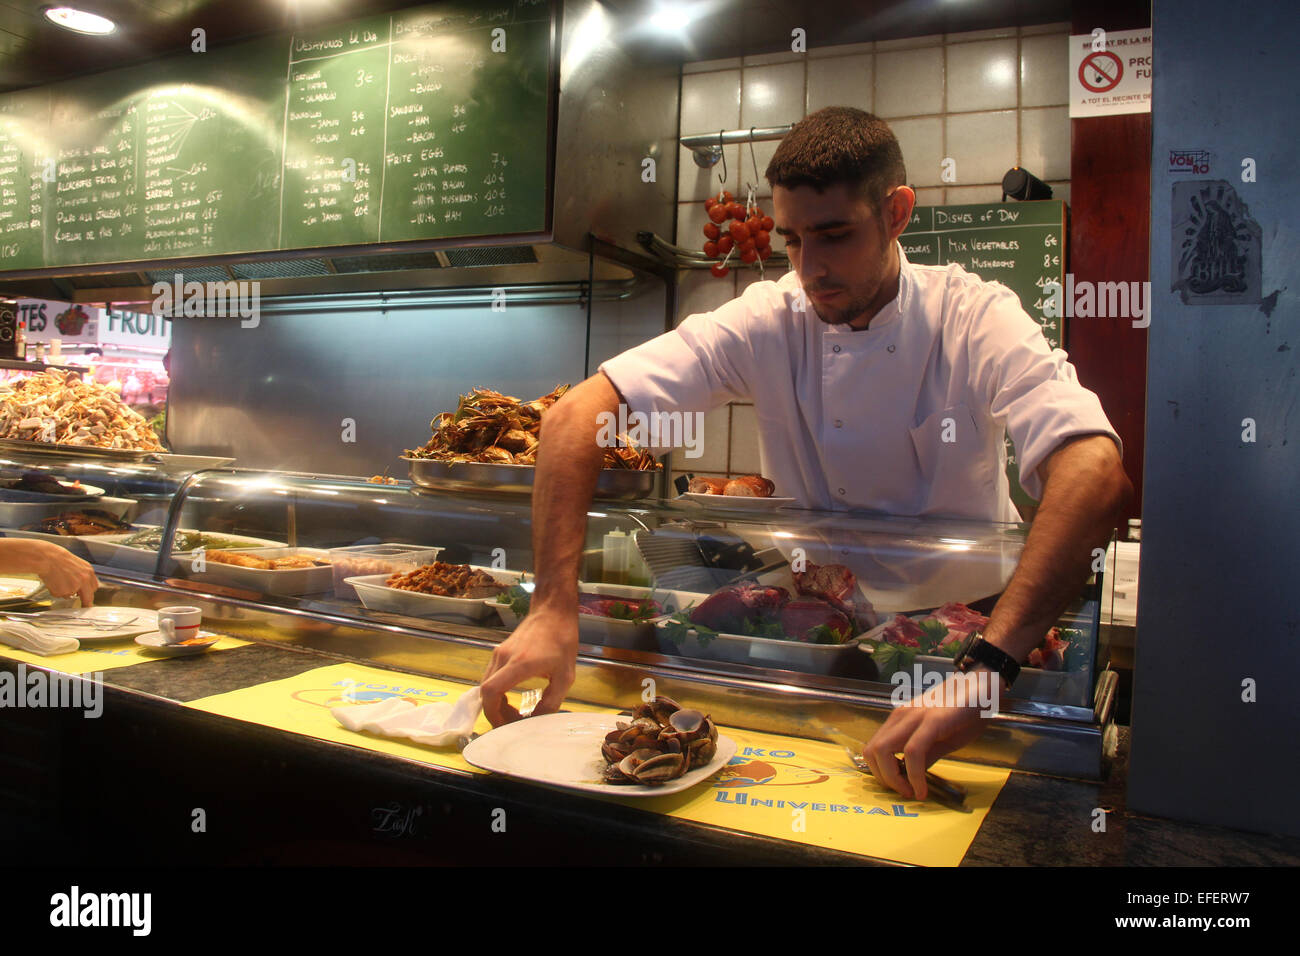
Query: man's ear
[{"left": 886, "top": 186, "right": 915, "bottom": 240}]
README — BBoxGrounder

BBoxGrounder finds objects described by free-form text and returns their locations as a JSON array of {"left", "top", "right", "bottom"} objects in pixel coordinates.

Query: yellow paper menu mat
[
  {"left": 0, "top": 635, "right": 250, "bottom": 675},
  {"left": 184, "top": 663, "right": 527, "bottom": 775},
  {"left": 185, "top": 662, "right": 1009, "bottom": 865},
  {"left": 619, "top": 730, "right": 1009, "bottom": 867}
]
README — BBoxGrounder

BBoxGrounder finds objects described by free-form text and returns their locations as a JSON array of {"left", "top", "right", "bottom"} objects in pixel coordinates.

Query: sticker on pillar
[{"left": 1171, "top": 180, "right": 1261, "bottom": 305}]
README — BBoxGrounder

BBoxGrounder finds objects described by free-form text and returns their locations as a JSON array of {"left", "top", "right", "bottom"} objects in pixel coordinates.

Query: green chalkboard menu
[
  {"left": 0, "top": 0, "right": 552, "bottom": 274},
  {"left": 901, "top": 200, "right": 1066, "bottom": 348},
  {"left": 902, "top": 200, "right": 1068, "bottom": 510}
]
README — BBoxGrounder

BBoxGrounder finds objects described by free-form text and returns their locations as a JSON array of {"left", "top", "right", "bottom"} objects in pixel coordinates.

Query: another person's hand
[
  {"left": 27, "top": 540, "right": 99, "bottom": 606},
  {"left": 479, "top": 607, "right": 578, "bottom": 726},
  {"left": 861, "top": 670, "right": 996, "bottom": 800}
]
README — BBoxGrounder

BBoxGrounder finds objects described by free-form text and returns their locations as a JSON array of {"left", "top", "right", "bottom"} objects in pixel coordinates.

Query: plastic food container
[{"left": 328, "top": 544, "right": 443, "bottom": 599}]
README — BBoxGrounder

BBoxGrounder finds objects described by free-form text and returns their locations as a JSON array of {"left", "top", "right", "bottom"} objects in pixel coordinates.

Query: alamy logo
[
  {"left": 595, "top": 406, "right": 704, "bottom": 459},
  {"left": 49, "top": 886, "right": 151, "bottom": 935},
  {"left": 890, "top": 665, "right": 1000, "bottom": 717},
  {"left": 151, "top": 274, "right": 261, "bottom": 328},
  {"left": 1041, "top": 273, "right": 1152, "bottom": 329},
  {"left": 0, "top": 665, "right": 102, "bottom": 718}
]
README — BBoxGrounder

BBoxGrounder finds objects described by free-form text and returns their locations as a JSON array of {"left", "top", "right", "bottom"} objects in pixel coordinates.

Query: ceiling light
[
  {"left": 647, "top": 2, "right": 697, "bottom": 34},
  {"left": 43, "top": 6, "right": 117, "bottom": 36}
]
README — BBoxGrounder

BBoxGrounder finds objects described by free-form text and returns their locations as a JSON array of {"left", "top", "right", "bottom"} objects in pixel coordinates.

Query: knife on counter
[{"left": 820, "top": 725, "right": 970, "bottom": 813}]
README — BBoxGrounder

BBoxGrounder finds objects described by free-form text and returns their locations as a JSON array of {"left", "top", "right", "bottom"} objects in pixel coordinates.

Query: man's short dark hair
[{"left": 765, "top": 107, "right": 906, "bottom": 211}]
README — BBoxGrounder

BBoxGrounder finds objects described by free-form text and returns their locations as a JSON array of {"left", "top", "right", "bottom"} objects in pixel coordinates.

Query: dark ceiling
[{"left": 0, "top": 0, "right": 1081, "bottom": 93}]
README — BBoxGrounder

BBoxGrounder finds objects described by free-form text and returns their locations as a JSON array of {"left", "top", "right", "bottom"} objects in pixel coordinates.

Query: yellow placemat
[
  {"left": 610, "top": 730, "right": 1008, "bottom": 867},
  {"left": 185, "top": 662, "right": 1008, "bottom": 865},
  {"left": 184, "top": 662, "right": 526, "bottom": 774},
  {"left": 0, "top": 635, "right": 251, "bottom": 675}
]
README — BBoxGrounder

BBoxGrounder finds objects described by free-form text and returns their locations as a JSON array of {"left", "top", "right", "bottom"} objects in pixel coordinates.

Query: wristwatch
[{"left": 953, "top": 631, "right": 1020, "bottom": 688}]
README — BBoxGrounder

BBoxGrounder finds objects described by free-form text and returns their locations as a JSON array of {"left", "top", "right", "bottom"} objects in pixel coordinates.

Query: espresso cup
[{"left": 158, "top": 606, "right": 202, "bottom": 645}]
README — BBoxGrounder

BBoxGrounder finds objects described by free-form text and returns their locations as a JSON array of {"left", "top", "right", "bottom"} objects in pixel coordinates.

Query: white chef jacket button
[
  {"left": 887, "top": 344, "right": 896, "bottom": 353},
  {"left": 834, "top": 419, "right": 843, "bottom": 428},
  {"left": 832, "top": 344, "right": 842, "bottom": 353}
]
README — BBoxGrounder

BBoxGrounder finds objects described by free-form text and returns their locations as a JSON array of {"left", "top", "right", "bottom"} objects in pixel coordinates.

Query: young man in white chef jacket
[{"left": 481, "top": 107, "right": 1131, "bottom": 801}]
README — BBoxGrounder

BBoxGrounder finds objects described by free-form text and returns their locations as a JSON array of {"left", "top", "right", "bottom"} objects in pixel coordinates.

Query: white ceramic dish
[
  {"left": 462, "top": 712, "right": 738, "bottom": 797},
  {"left": 488, "top": 583, "right": 707, "bottom": 648},
  {"left": 188, "top": 547, "right": 333, "bottom": 596},
  {"left": 346, "top": 566, "right": 524, "bottom": 624},
  {"left": 0, "top": 574, "right": 45, "bottom": 605},
  {"left": 682, "top": 492, "right": 796, "bottom": 512},
  {"left": 134, "top": 630, "right": 220, "bottom": 655},
  {"left": 655, "top": 620, "right": 864, "bottom": 674},
  {"left": 82, "top": 527, "right": 284, "bottom": 574},
  {"left": 12, "top": 607, "right": 160, "bottom": 642}
]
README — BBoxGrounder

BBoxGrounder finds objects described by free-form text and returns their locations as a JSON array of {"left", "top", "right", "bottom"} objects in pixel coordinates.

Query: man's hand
[
  {"left": 28, "top": 541, "right": 99, "bottom": 606},
  {"left": 862, "top": 670, "right": 991, "bottom": 800},
  {"left": 480, "top": 609, "right": 578, "bottom": 725},
  {"left": 475, "top": 373, "right": 622, "bottom": 727}
]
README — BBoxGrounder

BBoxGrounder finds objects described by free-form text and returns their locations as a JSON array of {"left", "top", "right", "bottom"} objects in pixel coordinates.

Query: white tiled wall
[{"left": 670, "top": 22, "right": 1073, "bottom": 488}]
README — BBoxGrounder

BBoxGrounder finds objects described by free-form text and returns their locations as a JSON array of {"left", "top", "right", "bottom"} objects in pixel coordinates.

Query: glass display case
[{"left": 0, "top": 454, "right": 1110, "bottom": 718}]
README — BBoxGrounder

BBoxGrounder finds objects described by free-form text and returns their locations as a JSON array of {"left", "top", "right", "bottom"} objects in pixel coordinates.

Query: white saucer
[{"left": 134, "top": 630, "right": 219, "bottom": 655}]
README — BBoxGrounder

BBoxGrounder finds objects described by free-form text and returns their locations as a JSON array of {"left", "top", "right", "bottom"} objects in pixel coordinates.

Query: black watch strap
[{"left": 954, "top": 632, "right": 1020, "bottom": 687}]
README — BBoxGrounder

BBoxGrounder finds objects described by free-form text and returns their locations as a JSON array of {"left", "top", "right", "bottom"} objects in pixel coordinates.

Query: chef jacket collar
[{"left": 823, "top": 241, "right": 911, "bottom": 337}]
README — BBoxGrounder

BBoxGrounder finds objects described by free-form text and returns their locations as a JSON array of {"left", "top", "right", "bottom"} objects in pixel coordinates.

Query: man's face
[{"left": 773, "top": 182, "right": 901, "bottom": 330}]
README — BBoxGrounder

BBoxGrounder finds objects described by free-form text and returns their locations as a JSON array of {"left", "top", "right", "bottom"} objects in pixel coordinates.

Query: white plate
[
  {"left": 462, "top": 712, "right": 738, "bottom": 797},
  {"left": 488, "top": 583, "right": 707, "bottom": 648},
  {"left": 18, "top": 607, "right": 159, "bottom": 641},
  {"left": 135, "top": 630, "right": 220, "bottom": 655},
  {"left": 0, "top": 574, "right": 44, "bottom": 605},
  {"left": 682, "top": 492, "right": 796, "bottom": 511},
  {"left": 0, "top": 480, "right": 104, "bottom": 501},
  {"left": 347, "top": 567, "right": 524, "bottom": 623},
  {"left": 187, "top": 547, "right": 333, "bottom": 596}
]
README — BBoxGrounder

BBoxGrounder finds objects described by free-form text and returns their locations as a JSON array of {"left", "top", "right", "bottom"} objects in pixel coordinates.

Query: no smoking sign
[
  {"left": 1079, "top": 51, "right": 1123, "bottom": 93},
  {"left": 1069, "top": 28, "right": 1152, "bottom": 116}
]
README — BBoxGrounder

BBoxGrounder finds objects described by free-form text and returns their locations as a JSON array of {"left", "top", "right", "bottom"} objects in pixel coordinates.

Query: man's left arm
[
  {"left": 863, "top": 434, "right": 1130, "bottom": 800},
  {"left": 978, "top": 433, "right": 1131, "bottom": 666}
]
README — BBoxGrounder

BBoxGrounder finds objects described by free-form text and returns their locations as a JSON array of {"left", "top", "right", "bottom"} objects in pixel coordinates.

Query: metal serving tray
[
  {"left": 0, "top": 438, "right": 153, "bottom": 461},
  {"left": 402, "top": 457, "right": 658, "bottom": 500}
]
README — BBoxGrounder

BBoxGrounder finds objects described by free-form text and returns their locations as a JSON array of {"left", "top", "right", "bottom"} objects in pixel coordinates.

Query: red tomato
[
  {"left": 717, "top": 235, "right": 734, "bottom": 254},
  {"left": 758, "top": 245, "right": 772, "bottom": 260},
  {"left": 740, "top": 248, "right": 758, "bottom": 263},
  {"left": 729, "top": 221, "right": 750, "bottom": 242},
  {"left": 703, "top": 222, "right": 720, "bottom": 240},
  {"left": 710, "top": 262, "right": 730, "bottom": 277},
  {"left": 708, "top": 204, "right": 729, "bottom": 224},
  {"left": 754, "top": 229, "right": 770, "bottom": 246},
  {"left": 720, "top": 190, "right": 734, "bottom": 203},
  {"left": 703, "top": 240, "right": 719, "bottom": 258},
  {"left": 739, "top": 239, "right": 756, "bottom": 254},
  {"left": 730, "top": 202, "right": 746, "bottom": 220},
  {"left": 761, "top": 215, "right": 774, "bottom": 231}
]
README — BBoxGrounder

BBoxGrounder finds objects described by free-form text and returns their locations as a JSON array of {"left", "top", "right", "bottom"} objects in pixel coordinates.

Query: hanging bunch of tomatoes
[{"left": 702, "top": 187, "right": 774, "bottom": 278}]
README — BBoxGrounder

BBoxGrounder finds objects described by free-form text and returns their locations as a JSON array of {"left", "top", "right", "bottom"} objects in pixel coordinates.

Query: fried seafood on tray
[
  {"left": 0, "top": 369, "right": 165, "bottom": 452},
  {"left": 405, "top": 385, "right": 659, "bottom": 471}
]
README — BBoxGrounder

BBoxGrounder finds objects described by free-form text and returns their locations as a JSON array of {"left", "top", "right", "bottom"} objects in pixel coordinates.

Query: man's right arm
[{"left": 479, "top": 372, "right": 622, "bottom": 725}]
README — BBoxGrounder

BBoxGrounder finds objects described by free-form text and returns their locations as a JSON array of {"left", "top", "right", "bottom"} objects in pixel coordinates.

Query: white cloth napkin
[
  {"left": 331, "top": 685, "right": 482, "bottom": 747},
  {"left": 0, "top": 620, "right": 79, "bottom": 656}
]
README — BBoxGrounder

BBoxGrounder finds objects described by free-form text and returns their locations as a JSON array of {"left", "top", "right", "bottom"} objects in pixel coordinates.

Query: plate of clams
[{"left": 462, "top": 696, "right": 737, "bottom": 797}]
